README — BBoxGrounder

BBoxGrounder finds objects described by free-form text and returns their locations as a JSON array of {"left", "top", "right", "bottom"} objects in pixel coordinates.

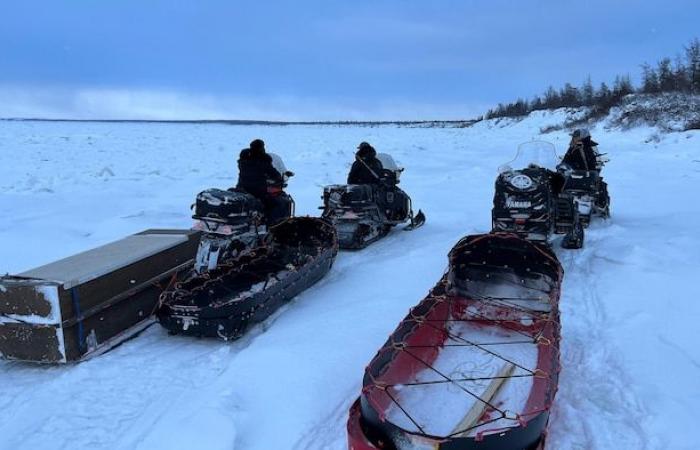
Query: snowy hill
[
  {"left": 606, "top": 92, "right": 700, "bottom": 132},
  {"left": 527, "top": 92, "right": 700, "bottom": 135},
  {"left": 1, "top": 111, "right": 699, "bottom": 449}
]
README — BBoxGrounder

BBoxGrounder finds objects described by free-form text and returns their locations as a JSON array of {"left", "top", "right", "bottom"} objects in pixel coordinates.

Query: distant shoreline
[{"left": 0, "top": 117, "right": 477, "bottom": 126}]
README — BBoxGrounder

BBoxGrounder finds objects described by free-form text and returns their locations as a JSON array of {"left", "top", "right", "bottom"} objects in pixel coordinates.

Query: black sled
[
  {"left": 157, "top": 217, "right": 338, "bottom": 340},
  {"left": 321, "top": 153, "right": 425, "bottom": 249},
  {"left": 158, "top": 153, "right": 338, "bottom": 340}
]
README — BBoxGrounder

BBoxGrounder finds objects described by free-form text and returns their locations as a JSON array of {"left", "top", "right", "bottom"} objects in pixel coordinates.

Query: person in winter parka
[
  {"left": 561, "top": 129, "right": 600, "bottom": 172},
  {"left": 236, "top": 139, "right": 284, "bottom": 199},
  {"left": 235, "top": 139, "right": 294, "bottom": 225},
  {"left": 347, "top": 142, "right": 384, "bottom": 184}
]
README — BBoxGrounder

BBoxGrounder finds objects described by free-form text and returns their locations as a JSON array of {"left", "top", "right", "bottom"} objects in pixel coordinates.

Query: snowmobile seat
[
  {"left": 343, "top": 184, "right": 375, "bottom": 205},
  {"left": 562, "top": 170, "right": 599, "bottom": 193},
  {"left": 193, "top": 188, "right": 264, "bottom": 224}
]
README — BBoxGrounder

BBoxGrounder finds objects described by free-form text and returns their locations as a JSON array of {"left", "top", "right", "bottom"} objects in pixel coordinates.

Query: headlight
[
  {"left": 330, "top": 192, "right": 343, "bottom": 203},
  {"left": 510, "top": 174, "right": 533, "bottom": 190}
]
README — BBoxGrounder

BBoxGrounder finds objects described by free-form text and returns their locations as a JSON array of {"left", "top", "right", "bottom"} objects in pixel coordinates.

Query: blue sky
[{"left": 1, "top": 0, "right": 698, "bottom": 120}]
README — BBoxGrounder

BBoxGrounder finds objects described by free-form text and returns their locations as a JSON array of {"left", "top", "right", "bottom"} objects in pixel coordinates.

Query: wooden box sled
[{"left": 0, "top": 229, "right": 200, "bottom": 363}]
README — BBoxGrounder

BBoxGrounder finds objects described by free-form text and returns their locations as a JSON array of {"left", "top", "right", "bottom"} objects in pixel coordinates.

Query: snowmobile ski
[
  {"left": 403, "top": 209, "right": 426, "bottom": 231},
  {"left": 347, "top": 232, "right": 563, "bottom": 450}
]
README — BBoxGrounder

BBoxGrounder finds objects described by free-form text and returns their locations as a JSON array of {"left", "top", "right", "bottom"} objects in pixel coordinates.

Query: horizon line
[{"left": 0, "top": 117, "right": 480, "bottom": 126}]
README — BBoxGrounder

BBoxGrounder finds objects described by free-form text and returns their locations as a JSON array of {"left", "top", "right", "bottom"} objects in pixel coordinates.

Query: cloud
[{"left": 0, "top": 85, "right": 486, "bottom": 121}]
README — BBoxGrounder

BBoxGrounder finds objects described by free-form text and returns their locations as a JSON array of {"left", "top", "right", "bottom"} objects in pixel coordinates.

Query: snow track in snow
[
  {"left": 1, "top": 117, "right": 699, "bottom": 449},
  {"left": 550, "top": 226, "right": 650, "bottom": 449},
  {"left": 3, "top": 331, "right": 223, "bottom": 449}
]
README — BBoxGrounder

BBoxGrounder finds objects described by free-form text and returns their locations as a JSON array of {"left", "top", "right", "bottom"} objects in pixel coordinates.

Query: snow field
[{"left": 1, "top": 114, "right": 699, "bottom": 449}]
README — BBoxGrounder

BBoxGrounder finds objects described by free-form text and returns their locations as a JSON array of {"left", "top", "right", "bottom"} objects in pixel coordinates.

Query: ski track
[
  {"left": 1, "top": 118, "right": 698, "bottom": 449},
  {"left": 549, "top": 225, "right": 650, "bottom": 450},
  {"left": 0, "top": 324, "right": 253, "bottom": 450},
  {"left": 290, "top": 387, "right": 357, "bottom": 450}
]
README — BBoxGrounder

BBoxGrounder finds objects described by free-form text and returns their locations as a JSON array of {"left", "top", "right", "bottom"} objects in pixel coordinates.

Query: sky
[{"left": 1, "top": 0, "right": 698, "bottom": 121}]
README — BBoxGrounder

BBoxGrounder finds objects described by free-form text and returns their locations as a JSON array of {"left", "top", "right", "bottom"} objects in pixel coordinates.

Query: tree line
[{"left": 484, "top": 38, "right": 700, "bottom": 120}]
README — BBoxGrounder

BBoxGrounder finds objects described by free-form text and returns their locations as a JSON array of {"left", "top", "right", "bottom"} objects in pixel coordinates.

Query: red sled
[{"left": 347, "top": 232, "right": 563, "bottom": 450}]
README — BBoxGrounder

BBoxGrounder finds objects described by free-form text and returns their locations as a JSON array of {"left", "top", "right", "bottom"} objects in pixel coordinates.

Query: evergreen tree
[
  {"left": 616, "top": 74, "right": 634, "bottom": 96},
  {"left": 673, "top": 56, "right": 690, "bottom": 92},
  {"left": 657, "top": 57, "right": 675, "bottom": 92},
  {"left": 543, "top": 86, "right": 560, "bottom": 109},
  {"left": 581, "top": 76, "right": 595, "bottom": 106},
  {"left": 619, "top": 74, "right": 635, "bottom": 97},
  {"left": 560, "top": 83, "right": 580, "bottom": 107},
  {"left": 530, "top": 95, "right": 544, "bottom": 111},
  {"left": 596, "top": 82, "right": 611, "bottom": 104},
  {"left": 482, "top": 37, "right": 698, "bottom": 120},
  {"left": 685, "top": 38, "right": 700, "bottom": 93},
  {"left": 641, "top": 63, "right": 660, "bottom": 93}
]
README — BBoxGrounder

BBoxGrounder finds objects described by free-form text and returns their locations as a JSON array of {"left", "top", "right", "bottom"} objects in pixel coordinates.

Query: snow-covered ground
[{"left": 1, "top": 113, "right": 699, "bottom": 449}]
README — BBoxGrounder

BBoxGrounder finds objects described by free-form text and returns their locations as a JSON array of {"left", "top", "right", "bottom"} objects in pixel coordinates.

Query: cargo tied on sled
[
  {"left": 157, "top": 217, "right": 338, "bottom": 340},
  {"left": 348, "top": 232, "right": 563, "bottom": 450},
  {"left": 0, "top": 229, "right": 200, "bottom": 363}
]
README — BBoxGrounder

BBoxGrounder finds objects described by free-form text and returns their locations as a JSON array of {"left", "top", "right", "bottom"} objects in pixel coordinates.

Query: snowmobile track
[
  {"left": 291, "top": 387, "right": 358, "bottom": 450},
  {"left": 548, "top": 223, "right": 650, "bottom": 449},
  {"left": 0, "top": 302, "right": 292, "bottom": 450}
]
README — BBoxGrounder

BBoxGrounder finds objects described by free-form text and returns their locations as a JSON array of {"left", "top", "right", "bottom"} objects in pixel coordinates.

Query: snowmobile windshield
[
  {"left": 376, "top": 153, "right": 401, "bottom": 172},
  {"left": 269, "top": 153, "right": 290, "bottom": 182},
  {"left": 376, "top": 153, "right": 403, "bottom": 182},
  {"left": 499, "top": 141, "right": 559, "bottom": 173}
]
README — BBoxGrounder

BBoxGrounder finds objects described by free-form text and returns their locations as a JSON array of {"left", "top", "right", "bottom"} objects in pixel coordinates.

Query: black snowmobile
[
  {"left": 556, "top": 152, "right": 611, "bottom": 227},
  {"left": 492, "top": 141, "right": 585, "bottom": 249},
  {"left": 157, "top": 154, "right": 338, "bottom": 340},
  {"left": 190, "top": 153, "right": 294, "bottom": 274},
  {"left": 320, "top": 153, "right": 425, "bottom": 249}
]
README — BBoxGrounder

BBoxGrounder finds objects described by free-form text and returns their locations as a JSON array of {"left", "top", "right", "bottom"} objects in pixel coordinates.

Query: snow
[
  {"left": 384, "top": 321, "right": 538, "bottom": 438},
  {"left": 1, "top": 114, "right": 699, "bottom": 449}
]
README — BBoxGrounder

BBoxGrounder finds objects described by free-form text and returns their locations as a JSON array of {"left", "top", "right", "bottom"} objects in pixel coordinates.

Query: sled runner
[
  {"left": 347, "top": 232, "right": 562, "bottom": 450},
  {"left": 157, "top": 217, "right": 338, "bottom": 340},
  {"left": 0, "top": 229, "right": 200, "bottom": 363},
  {"left": 321, "top": 153, "right": 425, "bottom": 249}
]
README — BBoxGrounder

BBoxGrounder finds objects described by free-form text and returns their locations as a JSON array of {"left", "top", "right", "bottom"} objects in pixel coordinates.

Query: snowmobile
[
  {"left": 556, "top": 153, "right": 611, "bottom": 227},
  {"left": 492, "top": 141, "right": 585, "bottom": 249},
  {"left": 191, "top": 153, "right": 294, "bottom": 273},
  {"left": 347, "top": 232, "right": 562, "bottom": 450},
  {"left": 157, "top": 155, "right": 338, "bottom": 340},
  {"left": 320, "top": 153, "right": 425, "bottom": 249}
]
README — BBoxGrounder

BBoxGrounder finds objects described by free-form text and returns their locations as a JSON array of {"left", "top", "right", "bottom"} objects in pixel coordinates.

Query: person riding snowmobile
[
  {"left": 347, "top": 142, "right": 411, "bottom": 221},
  {"left": 348, "top": 142, "right": 384, "bottom": 185},
  {"left": 235, "top": 139, "right": 293, "bottom": 225},
  {"left": 559, "top": 129, "right": 610, "bottom": 220},
  {"left": 561, "top": 129, "right": 599, "bottom": 172}
]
